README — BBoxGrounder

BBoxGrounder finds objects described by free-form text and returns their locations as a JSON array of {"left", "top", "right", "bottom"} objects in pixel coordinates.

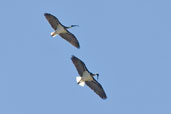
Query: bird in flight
[
  {"left": 44, "top": 13, "right": 80, "bottom": 49},
  {"left": 71, "top": 55, "right": 107, "bottom": 99}
]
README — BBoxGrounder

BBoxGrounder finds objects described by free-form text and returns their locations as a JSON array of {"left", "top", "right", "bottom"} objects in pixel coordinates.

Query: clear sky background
[{"left": 0, "top": 0, "right": 171, "bottom": 114}]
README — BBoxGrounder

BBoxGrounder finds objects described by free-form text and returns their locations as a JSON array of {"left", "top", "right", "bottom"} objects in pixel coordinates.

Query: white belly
[
  {"left": 76, "top": 71, "right": 93, "bottom": 87},
  {"left": 82, "top": 71, "right": 93, "bottom": 81},
  {"left": 55, "top": 24, "right": 67, "bottom": 34}
]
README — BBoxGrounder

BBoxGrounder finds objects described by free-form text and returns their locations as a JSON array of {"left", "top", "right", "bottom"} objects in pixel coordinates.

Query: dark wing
[
  {"left": 60, "top": 31, "right": 80, "bottom": 48},
  {"left": 44, "top": 13, "right": 61, "bottom": 30},
  {"left": 86, "top": 79, "right": 107, "bottom": 99},
  {"left": 71, "top": 56, "right": 88, "bottom": 76}
]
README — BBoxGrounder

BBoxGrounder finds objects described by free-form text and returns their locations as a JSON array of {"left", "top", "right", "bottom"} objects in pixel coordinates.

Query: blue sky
[{"left": 0, "top": 0, "right": 171, "bottom": 114}]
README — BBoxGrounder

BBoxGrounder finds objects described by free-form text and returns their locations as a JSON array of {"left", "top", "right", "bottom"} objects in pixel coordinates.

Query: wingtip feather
[
  {"left": 75, "top": 42, "right": 80, "bottom": 49},
  {"left": 102, "top": 95, "right": 107, "bottom": 100},
  {"left": 44, "top": 13, "right": 50, "bottom": 16},
  {"left": 76, "top": 44, "right": 80, "bottom": 49},
  {"left": 44, "top": 13, "right": 48, "bottom": 17},
  {"left": 71, "top": 55, "right": 77, "bottom": 59}
]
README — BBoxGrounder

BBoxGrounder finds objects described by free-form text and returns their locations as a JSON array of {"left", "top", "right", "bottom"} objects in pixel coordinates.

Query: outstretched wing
[
  {"left": 86, "top": 79, "right": 107, "bottom": 99},
  {"left": 71, "top": 56, "right": 88, "bottom": 76},
  {"left": 44, "top": 13, "right": 61, "bottom": 30},
  {"left": 60, "top": 31, "right": 80, "bottom": 49}
]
